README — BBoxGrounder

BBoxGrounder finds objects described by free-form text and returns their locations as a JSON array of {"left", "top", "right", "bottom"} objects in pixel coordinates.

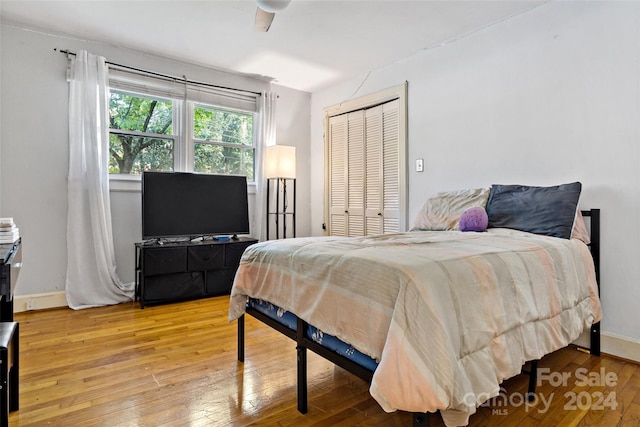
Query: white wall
[
  {"left": 1, "top": 23, "right": 70, "bottom": 296},
  {"left": 311, "top": 2, "right": 640, "bottom": 349},
  {"left": 0, "top": 22, "right": 311, "bottom": 294}
]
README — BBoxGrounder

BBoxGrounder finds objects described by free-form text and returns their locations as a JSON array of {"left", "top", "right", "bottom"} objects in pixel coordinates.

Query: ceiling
[{"left": 0, "top": 1, "right": 544, "bottom": 93}]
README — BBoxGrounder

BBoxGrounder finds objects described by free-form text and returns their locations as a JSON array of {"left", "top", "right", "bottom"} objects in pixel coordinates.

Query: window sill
[
  {"left": 109, "top": 174, "right": 141, "bottom": 192},
  {"left": 108, "top": 174, "right": 256, "bottom": 194}
]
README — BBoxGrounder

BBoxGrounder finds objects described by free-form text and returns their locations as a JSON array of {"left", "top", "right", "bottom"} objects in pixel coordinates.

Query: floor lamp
[{"left": 266, "top": 145, "right": 296, "bottom": 239}]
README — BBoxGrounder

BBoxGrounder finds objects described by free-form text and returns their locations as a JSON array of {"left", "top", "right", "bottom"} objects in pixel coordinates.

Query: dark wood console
[{"left": 135, "top": 237, "right": 257, "bottom": 308}]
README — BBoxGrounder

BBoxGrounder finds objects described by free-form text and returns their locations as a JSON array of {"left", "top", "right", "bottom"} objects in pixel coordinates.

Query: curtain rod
[{"left": 54, "top": 48, "right": 263, "bottom": 97}]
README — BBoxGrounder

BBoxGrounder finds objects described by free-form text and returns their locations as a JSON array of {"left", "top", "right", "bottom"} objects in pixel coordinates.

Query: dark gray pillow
[{"left": 486, "top": 182, "right": 582, "bottom": 239}]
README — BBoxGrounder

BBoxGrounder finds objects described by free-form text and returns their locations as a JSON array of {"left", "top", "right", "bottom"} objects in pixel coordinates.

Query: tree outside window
[
  {"left": 108, "top": 91, "right": 174, "bottom": 174},
  {"left": 108, "top": 90, "right": 255, "bottom": 180},
  {"left": 193, "top": 105, "right": 255, "bottom": 180}
]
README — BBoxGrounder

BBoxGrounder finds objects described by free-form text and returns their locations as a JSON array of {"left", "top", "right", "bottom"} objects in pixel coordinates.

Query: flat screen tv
[{"left": 142, "top": 171, "right": 250, "bottom": 240}]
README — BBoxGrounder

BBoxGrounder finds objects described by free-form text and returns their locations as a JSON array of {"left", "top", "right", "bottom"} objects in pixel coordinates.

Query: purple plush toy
[{"left": 459, "top": 206, "right": 488, "bottom": 232}]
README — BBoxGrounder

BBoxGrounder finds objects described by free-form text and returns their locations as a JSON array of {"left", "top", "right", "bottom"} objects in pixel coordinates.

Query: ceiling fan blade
[{"left": 255, "top": 7, "right": 275, "bottom": 32}]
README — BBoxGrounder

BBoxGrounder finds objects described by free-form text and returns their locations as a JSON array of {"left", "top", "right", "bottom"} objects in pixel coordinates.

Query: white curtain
[
  {"left": 253, "top": 91, "right": 278, "bottom": 242},
  {"left": 66, "top": 51, "right": 134, "bottom": 309}
]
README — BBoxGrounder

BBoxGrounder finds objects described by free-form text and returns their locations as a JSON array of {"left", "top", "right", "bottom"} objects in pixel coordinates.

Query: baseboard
[
  {"left": 14, "top": 291, "right": 68, "bottom": 313},
  {"left": 601, "top": 332, "right": 640, "bottom": 363},
  {"left": 573, "top": 330, "right": 640, "bottom": 364}
]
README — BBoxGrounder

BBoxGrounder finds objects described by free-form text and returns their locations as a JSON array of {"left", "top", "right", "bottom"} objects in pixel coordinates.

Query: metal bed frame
[{"left": 237, "top": 209, "right": 601, "bottom": 426}]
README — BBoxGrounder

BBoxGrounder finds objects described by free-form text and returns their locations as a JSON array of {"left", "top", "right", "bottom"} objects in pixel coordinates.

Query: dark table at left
[{"left": 0, "top": 238, "right": 21, "bottom": 322}]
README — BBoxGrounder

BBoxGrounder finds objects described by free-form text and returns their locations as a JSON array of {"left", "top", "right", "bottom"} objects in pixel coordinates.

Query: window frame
[
  {"left": 190, "top": 102, "right": 256, "bottom": 180},
  {"left": 108, "top": 89, "right": 179, "bottom": 177},
  {"left": 108, "top": 86, "right": 257, "bottom": 192}
]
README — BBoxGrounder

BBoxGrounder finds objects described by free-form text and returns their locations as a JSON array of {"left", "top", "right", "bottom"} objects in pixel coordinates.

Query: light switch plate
[{"left": 416, "top": 158, "right": 424, "bottom": 172}]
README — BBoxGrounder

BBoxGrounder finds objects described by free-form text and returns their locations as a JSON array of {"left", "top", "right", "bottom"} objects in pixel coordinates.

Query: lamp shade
[
  {"left": 256, "top": 0, "right": 291, "bottom": 13},
  {"left": 266, "top": 145, "right": 296, "bottom": 179}
]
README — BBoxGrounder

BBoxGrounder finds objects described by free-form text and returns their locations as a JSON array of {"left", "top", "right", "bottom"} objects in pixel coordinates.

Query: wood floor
[{"left": 9, "top": 296, "right": 640, "bottom": 426}]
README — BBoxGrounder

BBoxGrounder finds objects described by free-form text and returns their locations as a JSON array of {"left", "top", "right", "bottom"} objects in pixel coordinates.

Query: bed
[{"left": 229, "top": 183, "right": 602, "bottom": 426}]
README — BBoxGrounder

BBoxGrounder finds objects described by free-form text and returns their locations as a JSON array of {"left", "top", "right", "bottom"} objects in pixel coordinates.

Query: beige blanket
[{"left": 229, "top": 229, "right": 602, "bottom": 426}]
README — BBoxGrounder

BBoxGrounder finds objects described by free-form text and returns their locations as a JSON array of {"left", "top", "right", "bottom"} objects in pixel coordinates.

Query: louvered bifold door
[
  {"left": 328, "top": 98, "right": 402, "bottom": 237},
  {"left": 364, "top": 106, "right": 383, "bottom": 235},
  {"left": 382, "top": 99, "right": 400, "bottom": 233},
  {"left": 329, "top": 114, "right": 347, "bottom": 236},
  {"left": 346, "top": 110, "right": 365, "bottom": 236}
]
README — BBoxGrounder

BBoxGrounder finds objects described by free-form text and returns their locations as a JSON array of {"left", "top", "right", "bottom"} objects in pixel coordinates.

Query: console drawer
[
  {"left": 143, "top": 247, "right": 186, "bottom": 275},
  {"left": 225, "top": 241, "right": 255, "bottom": 268},
  {"left": 205, "top": 268, "right": 237, "bottom": 296},
  {"left": 144, "top": 272, "right": 204, "bottom": 301},
  {"left": 187, "top": 245, "right": 224, "bottom": 270}
]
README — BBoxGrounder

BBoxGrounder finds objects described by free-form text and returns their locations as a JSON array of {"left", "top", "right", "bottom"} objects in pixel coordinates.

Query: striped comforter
[{"left": 228, "top": 229, "right": 602, "bottom": 426}]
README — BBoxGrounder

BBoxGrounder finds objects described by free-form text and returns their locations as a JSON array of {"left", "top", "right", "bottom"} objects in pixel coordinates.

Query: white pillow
[{"left": 411, "top": 187, "right": 491, "bottom": 231}]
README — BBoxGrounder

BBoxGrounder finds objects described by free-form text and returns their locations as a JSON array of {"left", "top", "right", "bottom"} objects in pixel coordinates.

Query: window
[
  {"left": 108, "top": 83, "right": 256, "bottom": 180},
  {"left": 108, "top": 91, "right": 175, "bottom": 174},
  {"left": 192, "top": 105, "right": 255, "bottom": 180}
]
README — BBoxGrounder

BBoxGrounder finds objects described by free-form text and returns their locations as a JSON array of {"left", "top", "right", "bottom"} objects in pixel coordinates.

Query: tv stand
[{"left": 135, "top": 236, "right": 257, "bottom": 308}]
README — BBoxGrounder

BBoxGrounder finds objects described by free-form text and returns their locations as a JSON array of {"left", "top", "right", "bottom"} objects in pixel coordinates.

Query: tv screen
[{"left": 142, "top": 171, "right": 250, "bottom": 240}]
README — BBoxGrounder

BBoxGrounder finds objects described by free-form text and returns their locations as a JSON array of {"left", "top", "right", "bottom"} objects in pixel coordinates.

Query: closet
[{"left": 325, "top": 84, "right": 407, "bottom": 237}]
